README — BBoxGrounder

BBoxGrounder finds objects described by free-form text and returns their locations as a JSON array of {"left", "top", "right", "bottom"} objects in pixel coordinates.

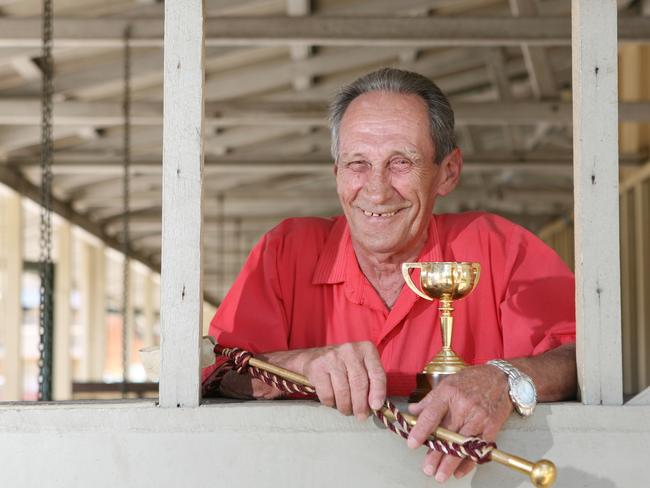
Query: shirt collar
[
  {"left": 312, "top": 216, "right": 349, "bottom": 285},
  {"left": 311, "top": 215, "right": 443, "bottom": 285}
]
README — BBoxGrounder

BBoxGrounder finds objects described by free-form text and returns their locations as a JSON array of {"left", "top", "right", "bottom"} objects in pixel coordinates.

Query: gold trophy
[{"left": 401, "top": 262, "right": 481, "bottom": 402}]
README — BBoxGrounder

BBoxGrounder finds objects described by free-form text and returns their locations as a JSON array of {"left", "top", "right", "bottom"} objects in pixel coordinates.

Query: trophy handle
[{"left": 401, "top": 263, "right": 433, "bottom": 301}]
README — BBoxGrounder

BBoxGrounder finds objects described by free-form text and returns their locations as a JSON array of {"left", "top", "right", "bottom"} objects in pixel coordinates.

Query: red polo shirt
[{"left": 204, "top": 212, "right": 575, "bottom": 396}]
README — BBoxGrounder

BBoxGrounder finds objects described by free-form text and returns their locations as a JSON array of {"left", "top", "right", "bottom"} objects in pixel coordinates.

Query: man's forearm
[
  {"left": 216, "top": 349, "right": 309, "bottom": 400},
  {"left": 509, "top": 343, "right": 577, "bottom": 402}
]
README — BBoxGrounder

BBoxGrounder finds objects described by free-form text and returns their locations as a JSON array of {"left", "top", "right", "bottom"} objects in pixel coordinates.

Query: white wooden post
[
  {"left": 53, "top": 221, "right": 72, "bottom": 400},
  {"left": 160, "top": 0, "right": 205, "bottom": 407},
  {"left": 0, "top": 190, "right": 22, "bottom": 400},
  {"left": 91, "top": 244, "right": 106, "bottom": 380},
  {"left": 79, "top": 241, "right": 94, "bottom": 381},
  {"left": 572, "top": 0, "right": 623, "bottom": 405},
  {"left": 143, "top": 271, "right": 156, "bottom": 348},
  {"left": 124, "top": 263, "right": 135, "bottom": 376}
]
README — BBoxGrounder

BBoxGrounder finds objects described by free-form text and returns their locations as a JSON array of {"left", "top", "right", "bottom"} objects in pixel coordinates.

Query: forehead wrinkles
[{"left": 338, "top": 143, "right": 425, "bottom": 163}]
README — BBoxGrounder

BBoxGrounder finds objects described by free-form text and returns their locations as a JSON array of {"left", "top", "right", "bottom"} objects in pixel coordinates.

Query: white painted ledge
[{"left": 0, "top": 400, "right": 648, "bottom": 487}]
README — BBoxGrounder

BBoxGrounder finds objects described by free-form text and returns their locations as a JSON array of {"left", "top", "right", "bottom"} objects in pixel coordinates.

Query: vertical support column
[
  {"left": 91, "top": 244, "right": 106, "bottom": 380},
  {"left": 79, "top": 241, "right": 94, "bottom": 381},
  {"left": 53, "top": 221, "right": 72, "bottom": 400},
  {"left": 572, "top": 0, "right": 623, "bottom": 405},
  {"left": 160, "top": 0, "right": 205, "bottom": 407},
  {"left": 124, "top": 264, "right": 135, "bottom": 377},
  {"left": 0, "top": 190, "right": 23, "bottom": 400},
  {"left": 634, "top": 182, "right": 649, "bottom": 388},
  {"left": 143, "top": 271, "right": 156, "bottom": 348}
]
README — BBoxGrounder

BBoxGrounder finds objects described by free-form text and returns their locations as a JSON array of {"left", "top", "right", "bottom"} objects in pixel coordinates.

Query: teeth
[{"left": 362, "top": 210, "right": 396, "bottom": 217}]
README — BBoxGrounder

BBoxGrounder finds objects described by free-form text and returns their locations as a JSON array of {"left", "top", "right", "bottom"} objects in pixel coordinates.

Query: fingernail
[
  {"left": 435, "top": 472, "right": 446, "bottom": 483},
  {"left": 370, "top": 399, "right": 383, "bottom": 410},
  {"left": 423, "top": 465, "right": 434, "bottom": 477},
  {"left": 407, "top": 437, "right": 418, "bottom": 449}
]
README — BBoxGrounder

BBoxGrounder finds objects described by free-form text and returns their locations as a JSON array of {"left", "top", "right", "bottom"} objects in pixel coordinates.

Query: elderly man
[{"left": 202, "top": 68, "right": 576, "bottom": 482}]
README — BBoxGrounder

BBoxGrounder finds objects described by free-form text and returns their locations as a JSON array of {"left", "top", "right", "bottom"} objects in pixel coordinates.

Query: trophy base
[{"left": 408, "top": 349, "right": 467, "bottom": 403}]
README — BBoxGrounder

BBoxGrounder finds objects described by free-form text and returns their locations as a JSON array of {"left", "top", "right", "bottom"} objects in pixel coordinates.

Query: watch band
[
  {"left": 487, "top": 359, "right": 537, "bottom": 417},
  {"left": 487, "top": 359, "right": 520, "bottom": 380}
]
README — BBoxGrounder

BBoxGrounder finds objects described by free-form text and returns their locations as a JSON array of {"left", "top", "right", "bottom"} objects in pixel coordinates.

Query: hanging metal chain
[
  {"left": 37, "top": 0, "right": 54, "bottom": 401},
  {"left": 121, "top": 25, "right": 132, "bottom": 397}
]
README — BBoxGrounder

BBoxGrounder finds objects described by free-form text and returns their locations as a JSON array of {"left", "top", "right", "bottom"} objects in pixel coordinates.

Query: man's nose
[{"left": 364, "top": 166, "right": 393, "bottom": 203}]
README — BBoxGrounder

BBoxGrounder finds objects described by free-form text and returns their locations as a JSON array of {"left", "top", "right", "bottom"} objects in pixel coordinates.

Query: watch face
[{"left": 512, "top": 377, "right": 536, "bottom": 406}]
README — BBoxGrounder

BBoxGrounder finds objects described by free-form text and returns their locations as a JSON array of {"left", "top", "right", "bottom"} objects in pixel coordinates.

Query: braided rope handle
[{"left": 213, "top": 346, "right": 496, "bottom": 464}]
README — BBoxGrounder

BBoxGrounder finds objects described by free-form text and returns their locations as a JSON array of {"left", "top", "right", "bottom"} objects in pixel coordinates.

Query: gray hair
[{"left": 328, "top": 68, "right": 456, "bottom": 164}]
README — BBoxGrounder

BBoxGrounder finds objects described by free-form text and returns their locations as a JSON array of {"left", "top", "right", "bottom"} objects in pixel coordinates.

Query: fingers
[
  {"left": 330, "top": 367, "right": 353, "bottom": 415},
  {"left": 422, "top": 448, "right": 443, "bottom": 478},
  {"left": 306, "top": 342, "right": 385, "bottom": 418},
  {"left": 363, "top": 345, "right": 387, "bottom": 411},
  {"left": 348, "top": 357, "right": 371, "bottom": 420},
  {"left": 311, "top": 370, "right": 335, "bottom": 408},
  {"left": 454, "top": 459, "right": 476, "bottom": 480},
  {"left": 433, "top": 419, "right": 483, "bottom": 482},
  {"left": 406, "top": 393, "right": 447, "bottom": 449},
  {"left": 421, "top": 410, "right": 463, "bottom": 481}
]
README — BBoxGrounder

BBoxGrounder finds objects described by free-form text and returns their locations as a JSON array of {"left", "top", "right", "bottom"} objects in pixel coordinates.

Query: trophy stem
[
  {"left": 439, "top": 295, "right": 454, "bottom": 351},
  {"left": 401, "top": 262, "right": 480, "bottom": 403},
  {"left": 409, "top": 294, "right": 467, "bottom": 403}
]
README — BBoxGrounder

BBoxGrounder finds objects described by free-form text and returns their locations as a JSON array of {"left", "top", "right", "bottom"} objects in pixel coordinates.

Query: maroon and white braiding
[
  {"left": 213, "top": 345, "right": 495, "bottom": 464},
  {"left": 374, "top": 401, "right": 495, "bottom": 464},
  {"left": 215, "top": 346, "right": 315, "bottom": 395}
]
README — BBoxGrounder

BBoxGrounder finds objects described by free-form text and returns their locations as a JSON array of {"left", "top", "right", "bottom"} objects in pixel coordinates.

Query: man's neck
[{"left": 351, "top": 235, "right": 428, "bottom": 309}]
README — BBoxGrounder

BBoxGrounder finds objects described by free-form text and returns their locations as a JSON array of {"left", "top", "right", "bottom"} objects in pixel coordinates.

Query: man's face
[{"left": 335, "top": 91, "right": 454, "bottom": 256}]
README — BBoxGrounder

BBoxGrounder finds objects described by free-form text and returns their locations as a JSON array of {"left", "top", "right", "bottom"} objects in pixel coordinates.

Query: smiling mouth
[{"left": 361, "top": 209, "right": 399, "bottom": 218}]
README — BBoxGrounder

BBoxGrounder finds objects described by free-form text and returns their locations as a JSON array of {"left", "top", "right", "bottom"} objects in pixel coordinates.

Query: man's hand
[
  {"left": 406, "top": 365, "right": 513, "bottom": 482},
  {"left": 300, "top": 341, "right": 387, "bottom": 420},
  {"left": 218, "top": 341, "right": 387, "bottom": 420}
]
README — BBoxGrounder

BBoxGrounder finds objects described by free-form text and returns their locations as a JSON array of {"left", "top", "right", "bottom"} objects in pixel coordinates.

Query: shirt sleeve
[
  {"left": 201, "top": 230, "right": 291, "bottom": 388},
  {"left": 499, "top": 225, "right": 576, "bottom": 359}
]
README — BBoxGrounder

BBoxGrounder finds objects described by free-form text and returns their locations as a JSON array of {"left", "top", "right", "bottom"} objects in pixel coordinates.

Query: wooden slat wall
[{"left": 539, "top": 161, "right": 650, "bottom": 397}]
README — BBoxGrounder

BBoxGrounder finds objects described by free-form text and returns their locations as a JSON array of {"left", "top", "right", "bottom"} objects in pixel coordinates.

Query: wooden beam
[
  {"left": 53, "top": 221, "right": 72, "bottom": 400},
  {"left": 0, "top": 17, "right": 649, "bottom": 48},
  {"left": 142, "top": 270, "right": 157, "bottom": 348},
  {"left": 287, "top": 0, "right": 313, "bottom": 91},
  {"left": 633, "top": 181, "right": 650, "bottom": 389},
  {"left": 202, "top": 46, "right": 402, "bottom": 102},
  {"left": 159, "top": 0, "right": 204, "bottom": 408},
  {"left": 3, "top": 99, "right": 650, "bottom": 127},
  {"left": 510, "top": 0, "right": 558, "bottom": 99},
  {"left": 91, "top": 244, "right": 107, "bottom": 381},
  {"left": 9, "top": 151, "right": 649, "bottom": 175},
  {"left": 0, "top": 189, "right": 22, "bottom": 400},
  {"left": 572, "top": 0, "right": 623, "bottom": 405},
  {"left": 0, "top": 164, "right": 163, "bottom": 283}
]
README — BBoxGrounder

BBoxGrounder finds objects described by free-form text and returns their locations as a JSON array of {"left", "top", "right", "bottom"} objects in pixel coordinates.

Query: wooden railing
[
  {"left": 72, "top": 382, "right": 158, "bottom": 400},
  {"left": 538, "top": 161, "right": 650, "bottom": 397}
]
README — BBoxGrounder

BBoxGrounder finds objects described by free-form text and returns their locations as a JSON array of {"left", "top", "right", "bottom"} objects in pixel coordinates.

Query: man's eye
[
  {"left": 390, "top": 159, "right": 411, "bottom": 169},
  {"left": 347, "top": 161, "right": 368, "bottom": 171}
]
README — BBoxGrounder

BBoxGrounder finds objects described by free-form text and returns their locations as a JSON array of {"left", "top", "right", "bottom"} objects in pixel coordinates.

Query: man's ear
[{"left": 436, "top": 148, "right": 463, "bottom": 197}]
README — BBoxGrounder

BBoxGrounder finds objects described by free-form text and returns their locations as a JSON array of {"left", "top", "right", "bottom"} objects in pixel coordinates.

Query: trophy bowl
[{"left": 402, "top": 262, "right": 481, "bottom": 402}]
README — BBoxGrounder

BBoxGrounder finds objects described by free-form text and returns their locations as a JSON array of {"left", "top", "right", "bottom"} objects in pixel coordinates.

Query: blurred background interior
[{"left": 0, "top": 0, "right": 648, "bottom": 402}]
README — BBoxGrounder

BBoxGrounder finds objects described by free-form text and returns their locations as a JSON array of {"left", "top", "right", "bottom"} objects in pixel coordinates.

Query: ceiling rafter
[{"left": 0, "top": 17, "right": 649, "bottom": 48}]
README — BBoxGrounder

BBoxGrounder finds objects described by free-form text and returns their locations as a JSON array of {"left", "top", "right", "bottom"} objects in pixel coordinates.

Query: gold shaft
[
  {"left": 227, "top": 349, "right": 555, "bottom": 488},
  {"left": 439, "top": 295, "right": 454, "bottom": 350}
]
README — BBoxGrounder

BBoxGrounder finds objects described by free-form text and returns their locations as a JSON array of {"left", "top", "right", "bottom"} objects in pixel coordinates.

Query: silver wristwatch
[{"left": 487, "top": 359, "right": 537, "bottom": 417}]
